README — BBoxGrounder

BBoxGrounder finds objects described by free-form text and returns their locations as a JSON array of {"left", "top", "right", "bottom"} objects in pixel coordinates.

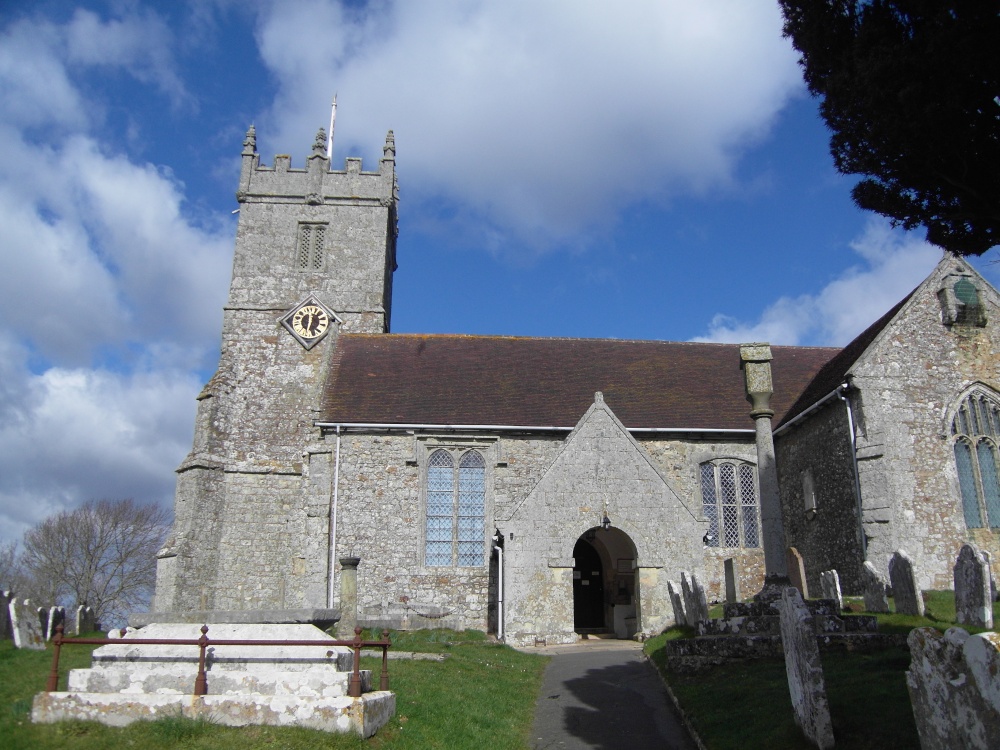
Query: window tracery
[
  {"left": 952, "top": 390, "right": 1000, "bottom": 528},
  {"left": 425, "top": 448, "right": 486, "bottom": 566}
]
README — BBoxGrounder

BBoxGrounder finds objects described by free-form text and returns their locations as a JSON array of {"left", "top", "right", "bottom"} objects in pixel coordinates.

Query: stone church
[{"left": 152, "top": 127, "right": 1000, "bottom": 646}]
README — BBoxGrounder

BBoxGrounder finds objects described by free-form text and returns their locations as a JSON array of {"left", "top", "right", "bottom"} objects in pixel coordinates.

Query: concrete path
[{"left": 527, "top": 639, "right": 699, "bottom": 750}]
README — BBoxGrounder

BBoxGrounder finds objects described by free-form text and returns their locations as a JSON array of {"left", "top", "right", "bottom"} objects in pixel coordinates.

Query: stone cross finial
[
  {"left": 383, "top": 130, "right": 395, "bottom": 158},
  {"left": 242, "top": 124, "right": 256, "bottom": 155},
  {"left": 312, "top": 128, "right": 328, "bottom": 157},
  {"left": 740, "top": 343, "right": 774, "bottom": 418}
]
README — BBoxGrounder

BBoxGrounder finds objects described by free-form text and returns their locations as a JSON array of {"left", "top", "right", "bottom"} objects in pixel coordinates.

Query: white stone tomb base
[{"left": 31, "top": 623, "right": 395, "bottom": 737}]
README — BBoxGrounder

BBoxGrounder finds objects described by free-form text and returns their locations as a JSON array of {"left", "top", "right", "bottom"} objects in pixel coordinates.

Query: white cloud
[
  {"left": 253, "top": 0, "right": 802, "bottom": 250},
  {"left": 0, "top": 9, "right": 230, "bottom": 542},
  {"left": 0, "top": 332, "right": 195, "bottom": 541},
  {"left": 695, "top": 219, "right": 945, "bottom": 346}
]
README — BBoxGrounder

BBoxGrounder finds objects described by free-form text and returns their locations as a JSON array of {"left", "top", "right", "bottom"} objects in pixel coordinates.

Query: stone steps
[
  {"left": 67, "top": 664, "right": 372, "bottom": 697},
  {"left": 32, "top": 623, "right": 394, "bottom": 737},
  {"left": 33, "top": 690, "right": 395, "bottom": 736}
]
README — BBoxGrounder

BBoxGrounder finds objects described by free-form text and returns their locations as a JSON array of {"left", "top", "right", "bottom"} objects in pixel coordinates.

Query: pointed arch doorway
[{"left": 572, "top": 527, "right": 638, "bottom": 638}]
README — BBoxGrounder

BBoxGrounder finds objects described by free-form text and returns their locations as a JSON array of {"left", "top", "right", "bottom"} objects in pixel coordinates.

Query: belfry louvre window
[
  {"left": 297, "top": 223, "right": 327, "bottom": 271},
  {"left": 425, "top": 449, "right": 486, "bottom": 566},
  {"left": 953, "top": 391, "right": 1000, "bottom": 528},
  {"left": 700, "top": 461, "right": 760, "bottom": 548}
]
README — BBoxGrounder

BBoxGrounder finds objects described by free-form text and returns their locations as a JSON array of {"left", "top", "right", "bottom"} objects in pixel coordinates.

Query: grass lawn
[
  {"left": 1, "top": 629, "right": 548, "bottom": 750},
  {"left": 644, "top": 591, "right": 1000, "bottom": 750}
]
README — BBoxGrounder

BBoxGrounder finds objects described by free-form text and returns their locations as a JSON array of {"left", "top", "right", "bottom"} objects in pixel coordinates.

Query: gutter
[
  {"left": 315, "top": 421, "right": 753, "bottom": 435},
  {"left": 837, "top": 387, "right": 867, "bottom": 558},
  {"left": 327, "top": 425, "right": 341, "bottom": 609},
  {"left": 773, "top": 385, "right": 846, "bottom": 436}
]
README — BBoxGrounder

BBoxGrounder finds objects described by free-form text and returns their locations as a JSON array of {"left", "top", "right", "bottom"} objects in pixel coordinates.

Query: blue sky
[{"left": 0, "top": 0, "right": 994, "bottom": 544}]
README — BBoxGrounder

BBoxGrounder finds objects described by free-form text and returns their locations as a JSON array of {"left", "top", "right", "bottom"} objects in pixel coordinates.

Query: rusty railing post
[
  {"left": 348, "top": 626, "right": 363, "bottom": 698},
  {"left": 379, "top": 629, "right": 390, "bottom": 691},
  {"left": 193, "top": 624, "right": 209, "bottom": 696},
  {"left": 45, "top": 624, "right": 64, "bottom": 692}
]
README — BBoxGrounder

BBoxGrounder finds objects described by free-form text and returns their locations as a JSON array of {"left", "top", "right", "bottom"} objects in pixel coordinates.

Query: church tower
[{"left": 153, "top": 126, "right": 398, "bottom": 614}]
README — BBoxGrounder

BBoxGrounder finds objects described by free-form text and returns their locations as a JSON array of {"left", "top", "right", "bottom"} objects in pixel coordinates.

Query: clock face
[{"left": 291, "top": 305, "right": 330, "bottom": 339}]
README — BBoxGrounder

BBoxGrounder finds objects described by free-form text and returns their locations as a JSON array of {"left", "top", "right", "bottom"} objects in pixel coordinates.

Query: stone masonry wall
[
  {"left": 775, "top": 398, "right": 864, "bottom": 594},
  {"left": 326, "top": 415, "right": 766, "bottom": 637},
  {"left": 155, "top": 133, "right": 397, "bottom": 613},
  {"left": 849, "top": 258, "right": 1000, "bottom": 589}
]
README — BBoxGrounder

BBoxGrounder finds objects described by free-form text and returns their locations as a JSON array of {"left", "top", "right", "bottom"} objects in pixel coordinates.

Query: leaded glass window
[
  {"left": 425, "top": 449, "right": 486, "bottom": 566},
  {"left": 952, "top": 390, "right": 1000, "bottom": 529},
  {"left": 700, "top": 461, "right": 761, "bottom": 548}
]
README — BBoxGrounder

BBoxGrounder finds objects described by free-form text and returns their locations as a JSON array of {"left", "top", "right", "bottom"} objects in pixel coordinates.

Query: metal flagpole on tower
[{"left": 326, "top": 95, "right": 337, "bottom": 159}]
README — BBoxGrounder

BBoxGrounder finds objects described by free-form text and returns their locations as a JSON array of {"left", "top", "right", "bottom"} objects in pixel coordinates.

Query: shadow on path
[{"left": 530, "top": 645, "right": 698, "bottom": 750}]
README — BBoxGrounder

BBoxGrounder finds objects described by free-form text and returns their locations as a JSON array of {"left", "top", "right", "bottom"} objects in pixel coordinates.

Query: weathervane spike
[{"left": 327, "top": 95, "right": 337, "bottom": 160}]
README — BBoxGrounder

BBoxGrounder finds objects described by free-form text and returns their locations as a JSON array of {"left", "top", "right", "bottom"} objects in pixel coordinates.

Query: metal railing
[{"left": 46, "top": 624, "right": 391, "bottom": 698}]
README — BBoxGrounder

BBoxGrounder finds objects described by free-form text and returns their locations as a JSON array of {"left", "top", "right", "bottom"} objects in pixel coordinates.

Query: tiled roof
[
  {"left": 320, "top": 335, "right": 838, "bottom": 431},
  {"left": 776, "top": 291, "right": 915, "bottom": 428}
]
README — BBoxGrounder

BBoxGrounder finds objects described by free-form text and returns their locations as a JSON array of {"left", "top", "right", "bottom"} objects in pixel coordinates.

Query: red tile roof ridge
[{"left": 348, "top": 331, "right": 842, "bottom": 351}]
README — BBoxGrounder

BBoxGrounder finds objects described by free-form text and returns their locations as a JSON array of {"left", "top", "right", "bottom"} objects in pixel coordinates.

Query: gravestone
[
  {"left": 954, "top": 543, "right": 993, "bottom": 629},
  {"left": 786, "top": 547, "right": 809, "bottom": 599},
  {"left": 982, "top": 550, "right": 998, "bottom": 602},
  {"left": 11, "top": 599, "right": 45, "bottom": 650},
  {"left": 888, "top": 550, "right": 924, "bottom": 617},
  {"left": 819, "top": 570, "right": 843, "bottom": 611},
  {"left": 47, "top": 606, "right": 65, "bottom": 641},
  {"left": 667, "top": 580, "right": 687, "bottom": 627},
  {"left": 37, "top": 607, "right": 49, "bottom": 641},
  {"left": 907, "top": 627, "right": 1000, "bottom": 750},
  {"left": 779, "top": 587, "right": 834, "bottom": 750},
  {"left": 73, "top": 605, "right": 96, "bottom": 636},
  {"left": 0, "top": 590, "right": 13, "bottom": 641},
  {"left": 681, "top": 571, "right": 709, "bottom": 625},
  {"left": 861, "top": 561, "right": 890, "bottom": 613},
  {"left": 724, "top": 558, "right": 741, "bottom": 604}
]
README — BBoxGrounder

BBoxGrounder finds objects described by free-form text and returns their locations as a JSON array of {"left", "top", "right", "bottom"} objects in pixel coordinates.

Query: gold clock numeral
[{"left": 292, "top": 305, "right": 329, "bottom": 338}]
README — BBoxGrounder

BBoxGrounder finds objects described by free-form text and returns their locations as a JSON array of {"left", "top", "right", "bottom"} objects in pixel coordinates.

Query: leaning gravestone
[
  {"left": 862, "top": 561, "right": 890, "bottom": 613},
  {"left": 954, "top": 543, "right": 993, "bottom": 629},
  {"left": 786, "top": 547, "right": 810, "bottom": 598},
  {"left": 779, "top": 587, "right": 835, "bottom": 750},
  {"left": 888, "top": 550, "right": 925, "bottom": 617},
  {"left": 0, "top": 590, "right": 13, "bottom": 641},
  {"left": 724, "top": 558, "right": 741, "bottom": 604},
  {"left": 681, "top": 571, "right": 709, "bottom": 625},
  {"left": 819, "top": 570, "right": 843, "bottom": 611},
  {"left": 11, "top": 599, "right": 45, "bottom": 650},
  {"left": 667, "top": 580, "right": 687, "bottom": 627}
]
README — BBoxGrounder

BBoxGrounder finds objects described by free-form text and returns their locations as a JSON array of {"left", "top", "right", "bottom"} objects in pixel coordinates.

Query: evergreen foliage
[{"left": 780, "top": 1, "right": 1000, "bottom": 255}]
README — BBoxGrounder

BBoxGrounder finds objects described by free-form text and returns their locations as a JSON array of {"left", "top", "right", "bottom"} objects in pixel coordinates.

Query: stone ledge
[
  {"left": 32, "top": 690, "right": 395, "bottom": 737},
  {"left": 128, "top": 609, "right": 339, "bottom": 629}
]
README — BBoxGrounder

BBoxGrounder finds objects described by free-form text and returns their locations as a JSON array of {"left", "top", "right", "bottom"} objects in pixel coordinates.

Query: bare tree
[
  {"left": 0, "top": 539, "right": 19, "bottom": 591},
  {"left": 19, "top": 499, "right": 170, "bottom": 627}
]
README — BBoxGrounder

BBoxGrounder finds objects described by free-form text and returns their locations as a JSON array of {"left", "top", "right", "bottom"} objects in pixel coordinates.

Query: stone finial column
[
  {"left": 740, "top": 344, "right": 789, "bottom": 585},
  {"left": 337, "top": 556, "right": 361, "bottom": 637}
]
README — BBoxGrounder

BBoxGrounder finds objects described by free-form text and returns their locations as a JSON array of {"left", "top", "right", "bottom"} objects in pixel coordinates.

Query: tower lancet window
[{"left": 297, "top": 222, "right": 327, "bottom": 271}]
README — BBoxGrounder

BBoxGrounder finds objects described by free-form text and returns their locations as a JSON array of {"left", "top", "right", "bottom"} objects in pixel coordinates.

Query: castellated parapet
[{"left": 154, "top": 127, "right": 398, "bottom": 616}]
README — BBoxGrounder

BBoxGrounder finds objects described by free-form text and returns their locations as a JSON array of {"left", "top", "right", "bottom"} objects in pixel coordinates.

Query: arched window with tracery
[
  {"left": 425, "top": 449, "right": 486, "bottom": 566},
  {"left": 952, "top": 390, "right": 1000, "bottom": 528},
  {"left": 700, "top": 460, "right": 760, "bottom": 548}
]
